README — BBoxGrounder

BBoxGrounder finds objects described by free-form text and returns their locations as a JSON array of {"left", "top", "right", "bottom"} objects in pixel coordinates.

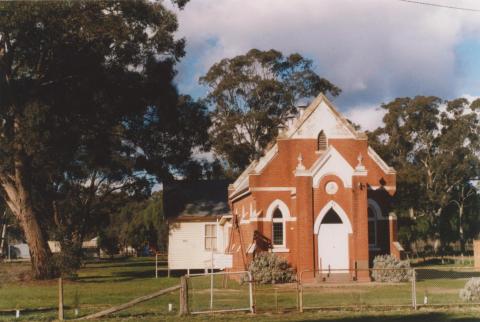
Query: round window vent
[{"left": 325, "top": 181, "right": 338, "bottom": 195}]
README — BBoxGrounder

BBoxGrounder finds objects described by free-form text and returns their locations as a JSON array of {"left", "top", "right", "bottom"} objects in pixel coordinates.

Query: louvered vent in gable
[{"left": 317, "top": 130, "right": 327, "bottom": 151}]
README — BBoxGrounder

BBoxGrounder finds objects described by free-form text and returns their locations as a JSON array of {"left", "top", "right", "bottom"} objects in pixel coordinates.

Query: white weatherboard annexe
[{"left": 164, "top": 180, "right": 233, "bottom": 271}]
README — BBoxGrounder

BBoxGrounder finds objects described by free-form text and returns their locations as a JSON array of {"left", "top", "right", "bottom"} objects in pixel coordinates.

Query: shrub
[
  {"left": 52, "top": 252, "right": 79, "bottom": 277},
  {"left": 371, "top": 254, "right": 411, "bottom": 283},
  {"left": 51, "top": 243, "right": 82, "bottom": 277},
  {"left": 248, "top": 252, "right": 295, "bottom": 284},
  {"left": 460, "top": 278, "right": 480, "bottom": 302}
]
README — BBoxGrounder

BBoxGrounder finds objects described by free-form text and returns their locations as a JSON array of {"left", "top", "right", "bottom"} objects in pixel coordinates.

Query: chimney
[
  {"left": 286, "top": 115, "right": 295, "bottom": 128},
  {"left": 297, "top": 105, "right": 307, "bottom": 117}
]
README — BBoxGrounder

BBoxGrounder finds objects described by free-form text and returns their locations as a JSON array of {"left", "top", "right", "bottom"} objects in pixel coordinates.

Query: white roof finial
[
  {"left": 357, "top": 153, "right": 363, "bottom": 167},
  {"left": 296, "top": 153, "right": 305, "bottom": 171},
  {"left": 355, "top": 153, "right": 366, "bottom": 172}
]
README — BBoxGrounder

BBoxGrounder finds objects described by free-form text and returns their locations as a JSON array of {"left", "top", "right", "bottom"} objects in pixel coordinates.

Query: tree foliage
[
  {"left": 99, "top": 192, "right": 167, "bottom": 255},
  {"left": 369, "top": 96, "right": 480, "bottom": 251},
  {"left": 200, "top": 49, "right": 341, "bottom": 171},
  {"left": 0, "top": 0, "right": 208, "bottom": 278}
]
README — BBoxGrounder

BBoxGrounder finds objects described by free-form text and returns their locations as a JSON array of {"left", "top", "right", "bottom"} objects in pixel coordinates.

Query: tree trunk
[
  {"left": 14, "top": 200, "right": 55, "bottom": 279},
  {"left": 459, "top": 203, "right": 465, "bottom": 254},
  {"left": 1, "top": 174, "right": 56, "bottom": 279}
]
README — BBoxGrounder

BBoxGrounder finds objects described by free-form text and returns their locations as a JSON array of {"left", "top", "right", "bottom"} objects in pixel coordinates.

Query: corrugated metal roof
[{"left": 163, "top": 180, "right": 230, "bottom": 220}]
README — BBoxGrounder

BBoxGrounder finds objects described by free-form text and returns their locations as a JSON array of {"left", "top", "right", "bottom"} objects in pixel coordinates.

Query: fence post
[
  {"left": 274, "top": 288, "right": 278, "bottom": 313},
  {"left": 299, "top": 282, "right": 303, "bottom": 313},
  {"left": 155, "top": 253, "right": 158, "bottom": 279},
  {"left": 58, "top": 277, "right": 64, "bottom": 321},
  {"left": 411, "top": 268, "right": 417, "bottom": 310},
  {"left": 248, "top": 272, "right": 255, "bottom": 313},
  {"left": 210, "top": 270, "right": 213, "bottom": 310},
  {"left": 296, "top": 281, "right": 299, "bottom": 311},
  {"left": 179, "top": 276, "right": 189, "bottom": 316},
  {"left": 354, "top": 261, "right": 358, "bottom": 281}
]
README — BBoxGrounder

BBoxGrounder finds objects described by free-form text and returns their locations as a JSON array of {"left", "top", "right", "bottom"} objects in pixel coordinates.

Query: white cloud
[
  {"left": 460, "top": 93, "right": 480, "bottom": 103},
  {"left": 169, "top": 0, "right": 480, "bottom": 113},
  {"left": 345, "top": 104, "right": 386, "bottom": 132}
]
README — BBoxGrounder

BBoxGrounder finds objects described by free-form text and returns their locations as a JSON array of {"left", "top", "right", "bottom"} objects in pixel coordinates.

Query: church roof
[
  {"left": 283, "top": 93, "right": 365, "bottom": 140},
  {"left": 230, "top": 93, "right": 365, "bottom": 196}
]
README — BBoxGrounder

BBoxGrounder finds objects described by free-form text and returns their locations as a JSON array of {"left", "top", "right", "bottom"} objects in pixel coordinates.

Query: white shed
[{"left": 164, "top": 180, "right": 233, "bottom": 271}]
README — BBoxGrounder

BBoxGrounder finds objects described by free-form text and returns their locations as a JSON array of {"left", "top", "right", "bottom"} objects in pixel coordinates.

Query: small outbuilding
[{"left": 164, "top": 180, "right": 233, "bottom": 272}]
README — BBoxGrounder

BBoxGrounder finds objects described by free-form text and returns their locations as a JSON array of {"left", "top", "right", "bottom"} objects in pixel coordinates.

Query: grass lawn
[
  {"left": 0, "top": 258, "right": 479, "bottom": 321},
  {"left": 0, "top": 257, "right": 179, "bottom": 320}
]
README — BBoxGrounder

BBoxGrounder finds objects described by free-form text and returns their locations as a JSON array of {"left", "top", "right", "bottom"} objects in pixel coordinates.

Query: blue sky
[
  {"left": 455, "top": 38, "right": 480, "bottom": 96},
  {"left": 169, "top": 0, "right": 480, "bottom": 130}
]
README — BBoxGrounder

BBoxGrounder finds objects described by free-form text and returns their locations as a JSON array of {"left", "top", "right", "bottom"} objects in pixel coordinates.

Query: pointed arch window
[
  {"left": 272, "top": 208, "right": 285, "bottom": 247},
  {"left": 317, "top": 130, "right": 327, "bottom": 151},
  {"left": 321, "top": 208, "right": 343, "bottom": 224}
]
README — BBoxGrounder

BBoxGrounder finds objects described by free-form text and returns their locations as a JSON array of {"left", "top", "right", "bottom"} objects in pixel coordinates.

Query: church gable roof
[
  {"left": 284, "top": 93, "right": 365, "bottom": 140},
  {"left": 229, "top": 93, "right": 389, "bottom": 198}
]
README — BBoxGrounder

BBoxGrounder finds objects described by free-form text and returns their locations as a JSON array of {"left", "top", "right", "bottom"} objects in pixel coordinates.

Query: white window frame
[
  {"left": 204, "top": 224, "right": 217, "bottom": 251},
  {"left": 272, "top": 209, "right": 286, "bottom": 248}
]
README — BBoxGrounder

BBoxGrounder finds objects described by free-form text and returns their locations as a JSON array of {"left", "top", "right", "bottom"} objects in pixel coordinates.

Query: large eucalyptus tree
[
  {"left": 369, "top": 96, "right": 479, "bottom": 250},
  {"left": 0, "top": 0, "right": 208, "bottom": 279},
  {"left": 201, "top": 49, "right": 341, "bottom": 171}
]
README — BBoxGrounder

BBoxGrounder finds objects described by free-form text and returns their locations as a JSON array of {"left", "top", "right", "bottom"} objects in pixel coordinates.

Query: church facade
[{"left": 227, "top": 94, "right": 401, "bottom": 279}]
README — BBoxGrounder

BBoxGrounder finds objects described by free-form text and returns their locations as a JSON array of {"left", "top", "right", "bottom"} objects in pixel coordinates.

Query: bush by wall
[
  {"left": 248, "top": 252, "right": 295, "bottom": 284},
  {"left": 460, "top": 278, "right": 480, "bottom": 302},
  {"left": 371, "top": 254, "right": 411, "bottom": 282}
]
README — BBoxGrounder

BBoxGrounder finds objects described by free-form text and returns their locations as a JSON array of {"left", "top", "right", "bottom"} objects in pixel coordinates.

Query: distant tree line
[
  {"left": 99, "top": 192, "right": 167, "bottom": 257},
  {"left": 369, "top": 97, "right": 479, "bottom": 254}
]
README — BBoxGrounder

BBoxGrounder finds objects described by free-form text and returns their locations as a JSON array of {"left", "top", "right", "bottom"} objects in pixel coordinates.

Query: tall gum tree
[
  {"left": 0, "top": 1, "right": 205, "bottom": 279},
  {"left": 368, "top": 96, "right": 479, "bottom": 251},
  {"left": 200, "top": 49, "right": 341, "bottom": 171}
]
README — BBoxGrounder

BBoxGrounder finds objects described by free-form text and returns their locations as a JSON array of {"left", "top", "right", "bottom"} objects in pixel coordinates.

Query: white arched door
[{"left": 317, "top": 208, "right": 349, "bottom": 271}]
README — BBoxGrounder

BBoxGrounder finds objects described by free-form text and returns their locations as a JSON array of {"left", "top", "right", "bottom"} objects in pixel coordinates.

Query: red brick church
[{"left": 227, "top": 94, "right": 401, "bottom": 279}]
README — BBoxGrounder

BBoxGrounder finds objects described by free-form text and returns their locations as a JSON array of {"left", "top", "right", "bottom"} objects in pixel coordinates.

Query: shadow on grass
[
  {"left": 298, "top": 312, "right": 479, "bottom": 322},
  {"left": 73, "top": 268, "right": 177, "bottom": 283},
  {"left": 99, "top": 311, "right": 480, "bottom": 322},
  {"left": 85, "top": 260, "right": 156, "bottom": 269},
  {"left": 416, "top": 269, "right": 480, "bottom": 281},
  {"left": 73, "top": 275, "right": 136, "bottom": 283}
]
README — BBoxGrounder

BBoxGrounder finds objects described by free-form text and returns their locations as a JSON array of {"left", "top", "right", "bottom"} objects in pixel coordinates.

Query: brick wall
[{"left": 229, "top": 136, "right": 396, "bottom": 273}]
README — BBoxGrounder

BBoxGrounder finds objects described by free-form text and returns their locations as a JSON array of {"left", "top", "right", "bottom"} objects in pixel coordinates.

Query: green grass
[
  {"left": 0, "top": 258, "right": 479, "bottom": 321},
  {"left": 0, "top": 257, "right": 179, "bottom": 320}
]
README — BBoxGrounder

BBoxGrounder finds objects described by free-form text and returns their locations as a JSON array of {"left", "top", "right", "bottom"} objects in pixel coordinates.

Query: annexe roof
[{"left": 164, "top": 180, "right": 231, "bottom": 221}]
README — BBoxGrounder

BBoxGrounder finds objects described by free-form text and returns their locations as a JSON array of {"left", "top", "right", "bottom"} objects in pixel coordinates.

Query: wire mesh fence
[
  {"left": 186, "top": 271, "right": 254, "bottom": 314},
  {"left": 415, "top": 267, "right": 480, "bottom": 307},
  {"left": 3, "top": 263, "right": 480, "bottom": 320},
  {"left": 298, "top": 268, "right": 415, "bottom": 311},
  {"left": 60, "top": 276, "right": 180, "bottom": 320},
  {"left": 254, "top": 283, "right": 299, "bottom": 313}
]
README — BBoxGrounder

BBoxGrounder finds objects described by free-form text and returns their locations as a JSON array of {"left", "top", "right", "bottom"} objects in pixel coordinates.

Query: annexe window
[
  {"left": 272, "top": 208, "right": 285, "bottom": 247},
  {"left": 317, "top": 130, "right": 327, "bottom": 151},
  {"left": 205, "top": 224, "right": 217, "bottom": 251}
]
